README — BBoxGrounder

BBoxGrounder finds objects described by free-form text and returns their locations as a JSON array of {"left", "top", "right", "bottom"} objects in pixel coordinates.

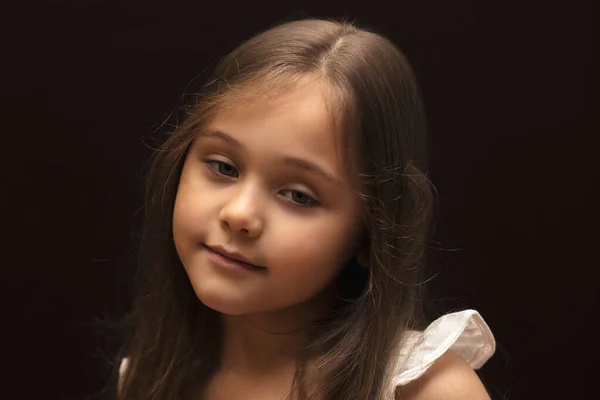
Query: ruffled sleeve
[
  {"left": 387, "top": 309, "right": 495, "bottom": 396},
  {"left": 120, "top": 357, "right": 129, "bottom": 378}
]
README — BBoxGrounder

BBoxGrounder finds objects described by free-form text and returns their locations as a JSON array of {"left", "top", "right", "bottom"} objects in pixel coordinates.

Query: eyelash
[{"left": 204, "top": 160, "right": 320, "bottom": 207}]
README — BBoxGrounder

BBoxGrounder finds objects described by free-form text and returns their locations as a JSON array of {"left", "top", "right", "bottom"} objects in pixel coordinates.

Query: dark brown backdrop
[{"left": 1, "top": 1, "right": 595, "bottom": 399}]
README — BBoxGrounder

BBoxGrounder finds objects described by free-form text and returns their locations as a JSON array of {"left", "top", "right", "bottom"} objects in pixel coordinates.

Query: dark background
[{"left": 1, "top": 1, "right": 595, "bottom": 399}]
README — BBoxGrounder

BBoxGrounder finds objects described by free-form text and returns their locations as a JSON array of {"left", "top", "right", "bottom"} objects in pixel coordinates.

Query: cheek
[
  {"left": 173, "top": 167, "right": 215, "bottom": 235},
  {"left": 264, "top": 215, "right": 359, "bottom": 297},
  {"left": 271, "top": 213, "right": 358, "bottom": 262},
  {"left": 173, "top": 193, "right": 196, "bottom": 239},
  {"left": 173, "top": 195, "right": 195, "bottom": 264},
  {"left": 172, "top": 183, "right": 213, "bottom": 253}
]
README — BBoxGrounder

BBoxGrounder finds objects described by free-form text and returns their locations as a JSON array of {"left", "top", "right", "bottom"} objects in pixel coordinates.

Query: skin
[{"left": 396, "top": 351, "right": 492, "bottom": 400}]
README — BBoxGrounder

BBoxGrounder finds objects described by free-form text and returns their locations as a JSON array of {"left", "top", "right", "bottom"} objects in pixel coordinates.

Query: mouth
[{"left": 202, "top": 244, "right": 266, "bottom": 272}]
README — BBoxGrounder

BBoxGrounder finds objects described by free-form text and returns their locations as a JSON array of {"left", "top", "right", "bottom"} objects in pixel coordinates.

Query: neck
[
  {"left": 218, "top": 288, "right": 338, "bottom": 375},
  {"left": 219, "top": 314, "right": 305, "bottom": 375}
]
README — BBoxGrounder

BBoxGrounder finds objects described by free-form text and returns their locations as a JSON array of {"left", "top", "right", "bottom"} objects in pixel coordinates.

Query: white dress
[
  {"left": 120, "top": 309, "right": 495, "bottom": 398},
  {"left": 384, "top": 309, "right": 495, "bottom": 399}
]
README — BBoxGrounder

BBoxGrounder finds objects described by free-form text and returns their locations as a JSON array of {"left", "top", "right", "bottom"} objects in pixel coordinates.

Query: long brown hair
[{"left": 114, "top": 18, "right": 435, "bottom": 400}]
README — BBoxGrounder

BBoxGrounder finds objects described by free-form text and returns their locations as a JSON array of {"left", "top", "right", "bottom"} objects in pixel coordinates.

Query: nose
[{"left": 218, "top": 185, "right": 263, "bottom": 239}]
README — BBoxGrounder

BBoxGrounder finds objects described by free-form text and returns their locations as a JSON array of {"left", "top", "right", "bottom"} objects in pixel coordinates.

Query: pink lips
[{"left": 203, "top": 244, "right": 265, "bottom": 272}]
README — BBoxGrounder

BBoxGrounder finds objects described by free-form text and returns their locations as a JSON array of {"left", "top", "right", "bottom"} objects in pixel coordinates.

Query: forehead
[
  {"left": 208, "top": 82, "right": 350, "bottom": 176},
  {"left": 215, "top": 82, "right": 333, "bottom": 136}
]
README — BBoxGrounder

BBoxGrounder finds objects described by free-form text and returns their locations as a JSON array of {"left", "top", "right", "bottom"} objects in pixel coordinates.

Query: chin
[
  {"left": 192, "top": 287, "right": 253, "bottom": 316},
  {"left": 203, "top": 301, "right": 247, "bottom": 316}
]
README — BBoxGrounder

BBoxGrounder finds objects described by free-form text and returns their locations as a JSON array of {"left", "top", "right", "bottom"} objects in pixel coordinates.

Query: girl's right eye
[{"left": 205, "top": 160, "right": 239, "bottom": 178}]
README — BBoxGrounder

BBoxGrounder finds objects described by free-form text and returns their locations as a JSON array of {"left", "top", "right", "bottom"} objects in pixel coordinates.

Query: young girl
[{"left": 115, "top": 18, "right": 495, "bottom": 400}]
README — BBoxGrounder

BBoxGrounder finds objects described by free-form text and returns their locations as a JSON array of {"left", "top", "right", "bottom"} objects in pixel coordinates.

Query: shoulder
[
  {"left": 395, "top": 350, "right": 490, "bottom": 400},
  {"left": 391, "top": 309, "right": 495, "bottom": 388}
]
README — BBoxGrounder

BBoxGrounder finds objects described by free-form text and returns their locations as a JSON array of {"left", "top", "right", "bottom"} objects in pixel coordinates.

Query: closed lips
[{"left": 203, "top": 244, "right": 265, "bottom": 269}]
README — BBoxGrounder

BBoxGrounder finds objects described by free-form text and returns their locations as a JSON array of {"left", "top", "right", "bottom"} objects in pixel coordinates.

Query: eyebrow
[
  {"left": 281, "top": 156, "right": 342, "bottom": 186},
  {"left": 201, "top": 130, "right": 242, "bottom": 148},
  {"left": 200, "top": 130, "right": 343, "bottom": 186}
]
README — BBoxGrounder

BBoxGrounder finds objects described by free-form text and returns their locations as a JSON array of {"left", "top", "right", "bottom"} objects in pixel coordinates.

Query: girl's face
[{"left": 173, "top": 82, "right": 363, "bottom": 318}]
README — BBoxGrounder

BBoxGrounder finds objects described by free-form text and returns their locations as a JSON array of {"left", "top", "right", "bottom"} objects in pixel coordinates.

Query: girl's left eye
[
  {"left": 280, "top": 189, "right": 319, "bottom": 207},
  {"left": 205, "top": 160, "right": 239, "bottom": 178}
]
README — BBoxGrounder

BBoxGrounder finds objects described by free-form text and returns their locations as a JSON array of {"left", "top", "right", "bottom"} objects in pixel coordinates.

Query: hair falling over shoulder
[{"left": 108, "top": 18, "right": 436, "bottom": 400}]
